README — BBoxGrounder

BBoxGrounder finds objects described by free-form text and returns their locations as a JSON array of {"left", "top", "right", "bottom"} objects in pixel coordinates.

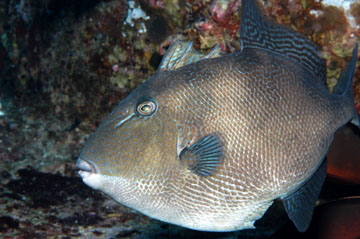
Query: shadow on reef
[
  {"left": 0, "top": 167, "right": 106, "bottom": 237},
  {"left": 4, "top": 167, "right": 103, "bottom": 208}
]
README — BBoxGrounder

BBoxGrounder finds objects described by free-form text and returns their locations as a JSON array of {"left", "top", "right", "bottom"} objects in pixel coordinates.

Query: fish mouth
[{"left": 76, "top": 158, "right": 99, "bottom": 178}]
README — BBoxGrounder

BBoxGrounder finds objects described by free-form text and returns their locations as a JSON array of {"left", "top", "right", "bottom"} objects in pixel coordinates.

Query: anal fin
[{"left": 281, "top": 159, "right": 327, "bottom": 232}]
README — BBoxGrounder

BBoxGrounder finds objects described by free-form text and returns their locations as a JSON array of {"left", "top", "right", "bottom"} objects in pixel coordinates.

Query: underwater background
[{"left": 0, "top": 0, "right": 360, "bottom": 238}]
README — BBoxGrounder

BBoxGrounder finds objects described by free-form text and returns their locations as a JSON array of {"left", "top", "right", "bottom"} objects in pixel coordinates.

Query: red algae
[
  {"left": 350, "top": 1, "right": 360, "bottom": 25},
  {"left": 316, "top": 6, "right": 349, "bottom": 42}
]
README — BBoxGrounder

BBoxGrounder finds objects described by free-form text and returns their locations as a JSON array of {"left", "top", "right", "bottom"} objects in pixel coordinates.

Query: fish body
[{"left": 77, "top": 0, "right": 359, "bottom": 232}]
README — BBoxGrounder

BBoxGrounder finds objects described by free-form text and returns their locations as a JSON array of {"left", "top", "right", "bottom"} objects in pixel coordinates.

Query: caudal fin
[{"left": 333, "top": 44, "right": 359, "bottom": 127}]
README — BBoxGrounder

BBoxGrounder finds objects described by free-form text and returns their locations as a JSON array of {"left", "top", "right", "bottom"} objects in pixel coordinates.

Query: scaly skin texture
[{"left": 79, "top": 47, "right": 349, "bottom": 231}]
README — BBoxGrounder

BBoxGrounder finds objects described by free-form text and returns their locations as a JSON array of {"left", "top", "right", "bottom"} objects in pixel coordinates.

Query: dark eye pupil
[{"left": 141, "top": 104, "right": 151, "bottom": 112}]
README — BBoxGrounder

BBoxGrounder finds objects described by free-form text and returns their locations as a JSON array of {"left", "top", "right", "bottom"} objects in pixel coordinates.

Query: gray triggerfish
[{"left": 76, "top": 0, "right": 359, "bottom": 232}]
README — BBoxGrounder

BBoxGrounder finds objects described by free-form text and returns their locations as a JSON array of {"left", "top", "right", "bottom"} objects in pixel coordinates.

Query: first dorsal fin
[
  {"left": 158, "top": 39, "right": 224, "bottom": 72},
  {"left": 240, "top": 0, "right": 326, "bottom": 82}
]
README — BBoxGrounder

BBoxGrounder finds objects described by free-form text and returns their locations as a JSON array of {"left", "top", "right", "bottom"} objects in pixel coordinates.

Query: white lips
[
  {"left": 78, "top": 170, "right": 92, "bottom": 178},
  {"left": 76, "top": 158, "right": 95, "bottom": 178},
  {"left": 76, "top": 158, "right": 103, "bottom": 189}
]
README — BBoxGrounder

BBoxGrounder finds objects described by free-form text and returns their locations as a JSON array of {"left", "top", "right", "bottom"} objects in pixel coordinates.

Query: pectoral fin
[
  {"left": 179, "top": 134, "right": 223, "bottom": 176},
  {"left": 281, "top": 159, "right": 327, "bottom": 232}
]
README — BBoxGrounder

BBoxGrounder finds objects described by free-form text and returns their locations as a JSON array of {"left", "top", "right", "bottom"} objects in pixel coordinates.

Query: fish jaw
[
  {"left": 76, "top": 158, "right": 103, "bottom": 190},
  {"left": 76, "top": 157, "right": 139, "bottom": 206}
]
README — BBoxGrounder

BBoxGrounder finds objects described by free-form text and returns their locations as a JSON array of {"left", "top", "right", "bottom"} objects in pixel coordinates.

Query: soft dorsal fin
[
  {"left": 240, "top": 0, "right": 326, "bottom": 82},
  {"left": 333, "top": 44, "right": 359, "bottom": 126},
  {"left": 333, "top": 44, "right": 358, "bottom": 95},
  {"left": 158, "top": 39, "right": 224, "bottom": 72}
]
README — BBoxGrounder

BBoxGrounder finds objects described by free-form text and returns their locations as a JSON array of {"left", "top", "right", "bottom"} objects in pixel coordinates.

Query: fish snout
[{"left": 76, "top": 158, "right": 99, "bottom": 178}]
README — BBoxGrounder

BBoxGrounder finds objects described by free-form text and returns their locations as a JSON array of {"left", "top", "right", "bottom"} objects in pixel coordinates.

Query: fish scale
[{"left": 77, "top": 0, "right": 359, "bottom": 233}]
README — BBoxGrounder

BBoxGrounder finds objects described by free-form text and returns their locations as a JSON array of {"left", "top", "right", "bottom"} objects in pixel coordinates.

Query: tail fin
[{"left": 333, "top": 44, "right": 359, "bottom": 127}]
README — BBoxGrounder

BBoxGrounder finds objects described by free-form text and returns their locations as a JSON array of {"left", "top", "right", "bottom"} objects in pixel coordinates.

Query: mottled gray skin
[{"left": 78, "top": 46, "right": 354, "bottom": 231}]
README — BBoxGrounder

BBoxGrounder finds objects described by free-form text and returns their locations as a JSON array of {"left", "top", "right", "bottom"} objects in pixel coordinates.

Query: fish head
[{"left": 77, "top": 71, "right": 191, "bottom": 214}]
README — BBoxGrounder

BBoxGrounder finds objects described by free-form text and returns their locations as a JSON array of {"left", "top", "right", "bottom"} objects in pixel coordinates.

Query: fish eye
[{"left": 136, "top": 99, "right": 157, "bottom": 116}]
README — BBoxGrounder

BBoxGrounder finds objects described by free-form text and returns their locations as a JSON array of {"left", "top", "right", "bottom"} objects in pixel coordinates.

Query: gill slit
[{"left": 176, "top": 133, "right": 182, "bottom": 157}]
